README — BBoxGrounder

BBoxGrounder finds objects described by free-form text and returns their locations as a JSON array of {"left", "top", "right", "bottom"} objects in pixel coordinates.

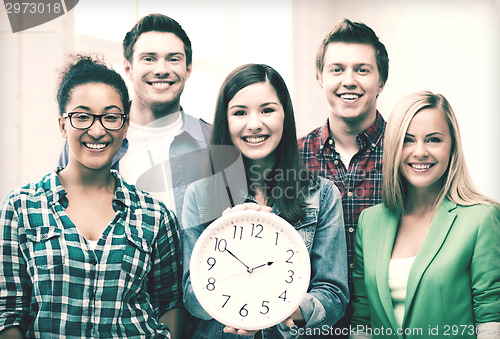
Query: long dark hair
[{"left": 210, "top": 64, "right": 313, "bottom": 223}]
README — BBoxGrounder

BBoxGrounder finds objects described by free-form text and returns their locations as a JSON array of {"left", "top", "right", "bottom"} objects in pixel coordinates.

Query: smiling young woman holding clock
[{"left": 181, "top": 63, "right": 349, "bottom": 338}]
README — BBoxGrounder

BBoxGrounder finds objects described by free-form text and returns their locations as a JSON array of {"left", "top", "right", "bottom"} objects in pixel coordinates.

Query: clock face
[{"left": 190, "top": 210, "right": 311, "bottom": 330}]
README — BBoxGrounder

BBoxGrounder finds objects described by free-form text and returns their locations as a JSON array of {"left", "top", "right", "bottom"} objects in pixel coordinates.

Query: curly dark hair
[{"left": 57, "top": 54, "right": 130, "bottom": 116}]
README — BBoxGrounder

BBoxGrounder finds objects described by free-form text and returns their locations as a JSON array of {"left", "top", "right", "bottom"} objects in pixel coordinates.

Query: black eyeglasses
[{"left": 63, "top": 112, "right": 128, "bottom": 131}]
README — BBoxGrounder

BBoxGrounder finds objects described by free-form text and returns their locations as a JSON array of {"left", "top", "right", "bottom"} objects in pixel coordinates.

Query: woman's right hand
[{"left": 223, "top": 317, "right": 295, "bottom": 336}]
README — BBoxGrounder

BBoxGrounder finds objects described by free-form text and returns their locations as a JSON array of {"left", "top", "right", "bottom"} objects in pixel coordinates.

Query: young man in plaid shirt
[{"left": 298, "top": 19, "right": 389, "bottom": 337}]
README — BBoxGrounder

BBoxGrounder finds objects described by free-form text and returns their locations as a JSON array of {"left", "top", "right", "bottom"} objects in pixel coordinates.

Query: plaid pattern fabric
[
  {"left": 0, "top": 169, "right": 183, "bottom": 338},
  {"left": 298, "top": 112, "right": 386, "bottom": 288}
]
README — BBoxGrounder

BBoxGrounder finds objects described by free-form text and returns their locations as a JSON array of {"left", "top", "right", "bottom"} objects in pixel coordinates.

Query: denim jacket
[{"left": 181, "top": 172, "right": 349, "bottom": 338}]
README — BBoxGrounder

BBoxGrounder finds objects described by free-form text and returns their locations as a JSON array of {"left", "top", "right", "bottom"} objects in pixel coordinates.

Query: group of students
[{"left": 0, "top": 12, "right": 498, "bottom": 339}]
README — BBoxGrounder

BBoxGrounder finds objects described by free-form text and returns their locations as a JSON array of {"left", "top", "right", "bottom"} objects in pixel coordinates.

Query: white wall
[
  {"left": 1, "top": 0, "right": 498, "bottom": 201},
  {"left": 0, "top": 7, "right": 74, "bottom": 199}
]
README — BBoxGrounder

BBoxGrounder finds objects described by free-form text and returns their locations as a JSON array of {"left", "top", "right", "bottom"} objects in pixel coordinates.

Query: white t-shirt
[
  {"left": 119, "top": 112, "right": 183, "bottom": 214},
  {"left": 388, "top": 256, "right": 416, "bottom": 327},
  {"left": 75, "top": 227, "right": 99, "bottom": 251},
  {"left": 336, "top": 147, "right": 354, "bottom": 169}
]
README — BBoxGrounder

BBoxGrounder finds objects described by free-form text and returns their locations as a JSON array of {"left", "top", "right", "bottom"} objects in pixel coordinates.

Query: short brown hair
[
  {"left": 123, "top": 13, "right": 192, "bottom": 66},
  {"left": 315, "top": 18, "right": 389, "bottom": 85}
]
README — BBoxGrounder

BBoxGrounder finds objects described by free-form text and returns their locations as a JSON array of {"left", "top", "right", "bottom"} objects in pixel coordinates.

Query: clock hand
[
  {"left": 209, "top": 268, "right": 249, "bottom": 286},
  {"left": 251, "top": 261, "right": 274, "bottom": 271},
  {"left": 212, "top": 259, "right": 273, "bottom": 286},
  {"left": 225, "top": 248, "right": 252, "bottom": 272},
  {"left": 251, "top": 252, "right": 293, "bottom": 271}
]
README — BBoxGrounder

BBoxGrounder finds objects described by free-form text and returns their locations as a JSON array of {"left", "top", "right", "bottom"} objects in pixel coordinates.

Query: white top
[
  {"left": 86, "top": 240, "right": 98, "bottom": 251},
  {"left": 388, "top": 256, "right": 416, "bottom": 327},
  {"left": 336, "top": 146, "right": 353, "bottom": 169},
  {"left": 75, "top": 227, "right": 99, "bottom": 251},
  {"left": 119, "top": 112, "right": 183, "bottom": 214}
]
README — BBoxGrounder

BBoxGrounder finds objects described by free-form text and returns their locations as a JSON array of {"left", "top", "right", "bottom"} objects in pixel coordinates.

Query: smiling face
[
  {"left": 124, "top": 31, "right": 192, "bottom": 113},
  {"left": 399, "top": 108, "right": 452, "bottom": 195},
  {"left": 319, "top": 42, "right": 384, "bottom": 126},
  {"left": 59, "top": 83, "right": 128, "bottom": 172},
  {"left": 227, "top": 82, "right": 285, "bottom": 165}
]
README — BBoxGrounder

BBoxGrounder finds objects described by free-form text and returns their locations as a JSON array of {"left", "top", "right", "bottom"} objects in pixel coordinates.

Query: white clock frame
[{"left": 190, "top": 210, "right": 311, "bottom": 330}]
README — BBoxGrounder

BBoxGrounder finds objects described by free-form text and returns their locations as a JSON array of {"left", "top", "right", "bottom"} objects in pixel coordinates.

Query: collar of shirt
[
  {"left": 319, "top": 111, "right": 386, "bottom": 154},
  {"left": 42, "top": 168, "right": 131, "bottom": 212},
  {"left": 180, "top": 108, "right": 209, "bottom": 143}
]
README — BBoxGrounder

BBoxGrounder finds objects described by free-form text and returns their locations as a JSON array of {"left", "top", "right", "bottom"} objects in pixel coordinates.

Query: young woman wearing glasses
[{"left": 0, "top": 55, "right": 184, "bottom": 338}]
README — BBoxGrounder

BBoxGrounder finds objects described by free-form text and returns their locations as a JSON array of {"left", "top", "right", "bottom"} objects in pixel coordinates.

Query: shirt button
[
  {"left": 371, "top": 143, "right": 376, "bottom": 148},
  {"left": 334, "top": 160, "right": 339, "bottom": 166},
  {"left": 328, "top": 139, "right": 333, "bottom": 145},
  {"left": 101, "top": 234, "right": 107, "bottom": 240},
  {"left": 350, "top": 263, "right": 354, "bottom": 269},
  {"left": 347, "top": 191, "right": 353, "bottom": 198},
  {"left": 349, "top": 227, "right": 354, "bottom": 233}
]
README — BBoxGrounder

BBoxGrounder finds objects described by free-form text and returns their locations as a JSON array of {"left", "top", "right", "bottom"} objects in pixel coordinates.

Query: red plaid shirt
[{"left": 298, "top": 112, "right": 385, "bottom": 287}]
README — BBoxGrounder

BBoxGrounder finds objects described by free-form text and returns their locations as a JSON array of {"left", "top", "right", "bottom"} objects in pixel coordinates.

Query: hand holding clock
[
  {"left": 222, "top": 202, "right": 273, "bottom": 215},
  {"left": 223, "top": 317, "right": 296, "bottom": 336}
]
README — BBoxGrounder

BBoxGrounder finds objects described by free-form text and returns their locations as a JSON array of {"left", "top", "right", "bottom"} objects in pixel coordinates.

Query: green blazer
[{"left": 351, "top": 199, "right": 500, "bottom": 338}]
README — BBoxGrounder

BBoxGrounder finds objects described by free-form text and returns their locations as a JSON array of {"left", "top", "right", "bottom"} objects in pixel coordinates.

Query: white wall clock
[{"left": 190, "top": 209, "right": 311, "bottom": 330}]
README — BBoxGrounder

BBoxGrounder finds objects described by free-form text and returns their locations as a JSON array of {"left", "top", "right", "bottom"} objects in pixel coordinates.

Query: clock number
[
  {"left": 275, "top": 232, "right": 279, "bottom": 245},
  {"left": 239, "top": 304, "right": 249, "bottom": 317},
  {"left": 260, "top": 300, "right": 270, "bottom": 314},
  {"left": 286, "top": 249, "right": 294, "bottom": 263},
  {"left": 206, "top": 277, "right": 216, "bottom": 291},
  {"left": 251, "top": 223, "right": 263, "bottom": 238},
  {"left": 214, "top": 238, "right": 227, "bottom": 252},
  {"left": 285, "top": 270, "right": 294, "bottom": 284},
  {"left": 207, "top": 257, "right": 216, "bottom": 270},
  {"left": 279, "top": 290, "right": 287, "bottom": 301},
  {"left": 222, "top": 294, "right": 231, "bottom": 308},
  {"left": 233, "top": 225, "right": 243, "bottom": 240}
]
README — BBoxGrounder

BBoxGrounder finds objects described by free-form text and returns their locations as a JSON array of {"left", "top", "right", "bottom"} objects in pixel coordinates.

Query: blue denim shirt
[{"left": 181, "top": 172, "right": 349, "bottom": 338}]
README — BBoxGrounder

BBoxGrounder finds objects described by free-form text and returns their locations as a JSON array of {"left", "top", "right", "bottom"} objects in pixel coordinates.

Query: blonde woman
[{"left": 350, "top": 91, "right": 499, "bottom": 339}]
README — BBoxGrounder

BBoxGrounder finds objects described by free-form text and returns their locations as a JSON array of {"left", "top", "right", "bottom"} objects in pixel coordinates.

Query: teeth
[
  {"left": 244, "top": 136, "right": 267, "bottom": 144},
  {"left": 85, "top": 143, "right": 107, "bottom": 150},
  {"left": 411, "top": 163, "right": 432, "bottom": 170},
  {"left": 340, "top": 94, "right": 360, "bottom": 100},
  {"left": 151, "top": 82, "right": 172, "bottom": 89}
]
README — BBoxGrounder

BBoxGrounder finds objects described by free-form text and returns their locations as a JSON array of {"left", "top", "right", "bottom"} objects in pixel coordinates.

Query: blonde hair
[{"left": 382, "top": 91, "right": 497, "bottom": 212}]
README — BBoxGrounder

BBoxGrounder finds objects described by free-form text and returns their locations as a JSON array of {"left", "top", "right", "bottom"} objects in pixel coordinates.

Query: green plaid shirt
[{"left": 0, "top": 169, "right": 183, "bottom": 338}]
